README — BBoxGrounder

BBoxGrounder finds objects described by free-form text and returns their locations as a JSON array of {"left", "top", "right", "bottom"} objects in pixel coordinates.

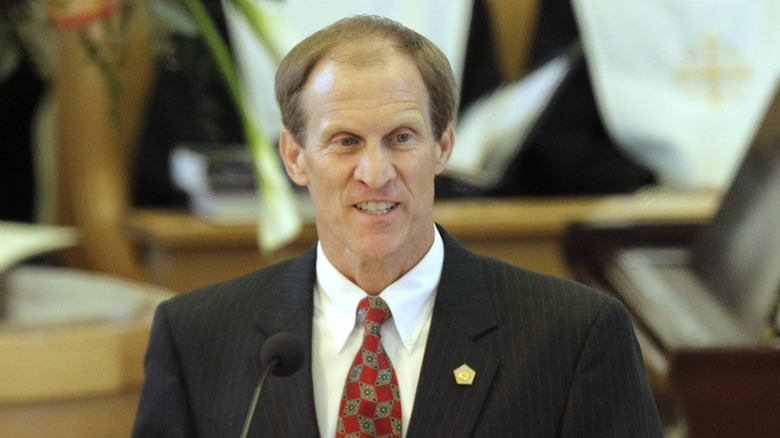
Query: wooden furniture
[
  {"left": 563, "top": 222, "right": 780, "bottom": 438},
  {"left": 125, "top": 193, "right": 718, "bottom": 293},
  {"left": 0, "top": 266, "right": 172, "bottom": 438}
]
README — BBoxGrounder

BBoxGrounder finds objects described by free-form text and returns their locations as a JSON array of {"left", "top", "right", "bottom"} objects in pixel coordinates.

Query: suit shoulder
[
  {"left": 472, "top": 250, "right": 625, "bottom": 317},
  {"left": 439, "top": 227, "right": 619, "bottom": 313},
  {"left": 161, "top": 248, "right": 316, "bottom": 318}
]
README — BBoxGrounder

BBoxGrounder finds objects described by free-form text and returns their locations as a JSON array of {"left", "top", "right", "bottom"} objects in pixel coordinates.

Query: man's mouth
[{"left": 354, "top": 202, "right": 398, "bottom": 214}]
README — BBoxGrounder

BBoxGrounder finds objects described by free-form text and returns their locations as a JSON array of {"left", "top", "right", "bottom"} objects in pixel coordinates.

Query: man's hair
[{"left": 274, "top": 15, "right": 458, "bottom": 143}]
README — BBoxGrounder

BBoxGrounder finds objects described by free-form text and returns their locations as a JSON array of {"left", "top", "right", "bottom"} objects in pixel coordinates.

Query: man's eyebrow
[
  {"left": 318, "top": 121, "right": 353, "bottom": 137},
  {"left": 389, "top": 111, "right": 426, "bottom": 128}
]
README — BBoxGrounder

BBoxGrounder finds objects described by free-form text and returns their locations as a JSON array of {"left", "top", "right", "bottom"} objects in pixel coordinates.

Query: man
[{"left": 133, "top": 15, "right": 663, "bottom": 437}]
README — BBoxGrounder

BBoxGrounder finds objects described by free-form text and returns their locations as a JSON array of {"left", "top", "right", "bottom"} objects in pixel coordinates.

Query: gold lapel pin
[{"left": 453, "top": 364, "right": 476, "bottom": 385}]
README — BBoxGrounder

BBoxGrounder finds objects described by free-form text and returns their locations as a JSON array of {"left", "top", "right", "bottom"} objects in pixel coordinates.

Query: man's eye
[
  {"left": 395, "top": 133, "right": 411, "bottom": 143},
  {"left": 338, "top": 137, "right": 357, "bottom": 146}
]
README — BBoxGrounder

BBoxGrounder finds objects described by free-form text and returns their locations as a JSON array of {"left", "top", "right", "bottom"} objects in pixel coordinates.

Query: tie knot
[{"left": 357, "top": 296, "right": 392, "bottom": 336}]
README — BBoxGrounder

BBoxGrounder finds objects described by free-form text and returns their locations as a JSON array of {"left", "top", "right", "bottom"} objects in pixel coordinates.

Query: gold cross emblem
[{"left": 675, "top": 34, "right": 751, "bottom": 105}]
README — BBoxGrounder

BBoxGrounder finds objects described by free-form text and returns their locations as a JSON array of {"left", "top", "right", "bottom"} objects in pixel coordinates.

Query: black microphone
[{"left": 240, "top": 332, "right": 305, "bottom": 438}]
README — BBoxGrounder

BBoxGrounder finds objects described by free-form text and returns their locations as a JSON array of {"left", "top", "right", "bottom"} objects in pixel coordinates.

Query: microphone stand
[{"left": 240, "top": 357, "right": 279, "bottom": 438}]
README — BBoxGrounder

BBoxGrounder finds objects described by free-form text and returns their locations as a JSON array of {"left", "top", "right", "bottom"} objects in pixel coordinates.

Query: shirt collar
[{"left": 314, "top": 225, "right": 444, "bottom": 353}]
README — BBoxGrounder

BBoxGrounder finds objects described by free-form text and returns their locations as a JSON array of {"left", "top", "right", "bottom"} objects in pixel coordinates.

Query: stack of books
[
  {"left": 170, "top": 143, "right": 261, "bottom": 223},
  {"left": 170, "top": 143, "right": 314, "bottom": 223}
]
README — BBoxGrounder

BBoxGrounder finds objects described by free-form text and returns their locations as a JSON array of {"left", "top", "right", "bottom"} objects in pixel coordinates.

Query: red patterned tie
[{"left": 337, "top": 296, "right": 402, "bottom": 438}]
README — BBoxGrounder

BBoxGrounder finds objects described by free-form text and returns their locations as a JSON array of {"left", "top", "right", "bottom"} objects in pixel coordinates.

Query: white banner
[{"left": 573, "top": 0, "right": 780, "bottom": 190}]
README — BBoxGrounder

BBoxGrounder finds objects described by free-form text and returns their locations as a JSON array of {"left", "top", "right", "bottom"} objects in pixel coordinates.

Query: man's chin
[
  {"left": 350, "top": 227, "right": 431, "bottom": 265},
  {"left": 352, "top": 236, "right": 403, "bottom": 261}
]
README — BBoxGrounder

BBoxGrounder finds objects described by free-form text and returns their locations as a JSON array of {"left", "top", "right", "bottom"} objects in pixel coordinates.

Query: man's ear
[
  {"left": 279, "top": 129, "right": 309, "bottom": 186},
  {"left": 434, "top": 123, "right": 455, "bottom": 175}
]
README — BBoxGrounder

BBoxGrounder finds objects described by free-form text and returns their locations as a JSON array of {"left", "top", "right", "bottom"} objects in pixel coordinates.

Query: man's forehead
[
  {"left": 305, "top": 60, "right": 428, "bottom": 117},
  {"left": 305, "top": 44, "right": 423, "bottom": 96},
  {"left": 296, "top": 38, "right": 436, "bottom": 139}
]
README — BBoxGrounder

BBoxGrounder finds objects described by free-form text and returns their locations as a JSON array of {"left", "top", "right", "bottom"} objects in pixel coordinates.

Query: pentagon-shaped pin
[{"left": 453, "top": 364, "right": 475, "bottom": 385}]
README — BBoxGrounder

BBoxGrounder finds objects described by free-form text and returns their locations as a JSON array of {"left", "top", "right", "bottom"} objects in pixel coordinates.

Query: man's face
[{"left": 280, "top": 48, "right": 453, "bottom": 273}]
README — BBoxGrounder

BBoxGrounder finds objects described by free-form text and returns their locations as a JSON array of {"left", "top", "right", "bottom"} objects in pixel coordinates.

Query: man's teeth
[{"left": 355, "top": 202, "right": 397, "bottom": 214}]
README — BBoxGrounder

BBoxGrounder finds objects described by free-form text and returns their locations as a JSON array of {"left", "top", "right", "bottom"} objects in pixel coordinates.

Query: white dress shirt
[{"left": 312, "top": 226, "right": 444, "bottom": 438}]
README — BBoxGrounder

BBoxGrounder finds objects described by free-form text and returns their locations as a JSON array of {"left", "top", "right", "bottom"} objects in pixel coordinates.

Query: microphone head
[{"left": 260, "top": 332, "right": 305, "bottom": 377}]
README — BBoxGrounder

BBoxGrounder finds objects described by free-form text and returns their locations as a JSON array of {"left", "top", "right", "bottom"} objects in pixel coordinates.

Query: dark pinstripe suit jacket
[{"left": 132, "top": 226, "right": 663, "bottom": 437}]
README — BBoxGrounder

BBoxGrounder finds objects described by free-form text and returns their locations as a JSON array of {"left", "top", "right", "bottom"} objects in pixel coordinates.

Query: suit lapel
[
  {"left": 406, "top": 228, "right": 500, "bottom": 438},
  {"left": 240, "top": 228, "right": 501, "bottom": 437},
  {"left": 248, "top": 247, "right": 322, "bottom": 437}
]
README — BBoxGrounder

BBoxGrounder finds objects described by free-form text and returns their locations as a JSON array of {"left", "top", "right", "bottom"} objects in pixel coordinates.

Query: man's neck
[
  {"left": 349, "top": 261, "right": 410, "bottom": 296},
  {"left": 320, "top": 231, "right": 436, "bottom": 295}
]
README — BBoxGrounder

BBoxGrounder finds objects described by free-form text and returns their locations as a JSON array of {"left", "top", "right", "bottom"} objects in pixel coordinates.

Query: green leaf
[{"left": 149, "top": 0, "right": 199, "bottom": 36}]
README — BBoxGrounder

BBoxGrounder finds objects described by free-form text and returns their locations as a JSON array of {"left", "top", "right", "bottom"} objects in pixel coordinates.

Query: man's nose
[{"left": 354, "top": 143, "right": 396, "bottom": 189}]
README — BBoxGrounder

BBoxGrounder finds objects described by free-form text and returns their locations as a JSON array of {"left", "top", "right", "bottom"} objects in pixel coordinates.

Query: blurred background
[{"left": 1, "top": 0, "right": 777, "bottom": 436}]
